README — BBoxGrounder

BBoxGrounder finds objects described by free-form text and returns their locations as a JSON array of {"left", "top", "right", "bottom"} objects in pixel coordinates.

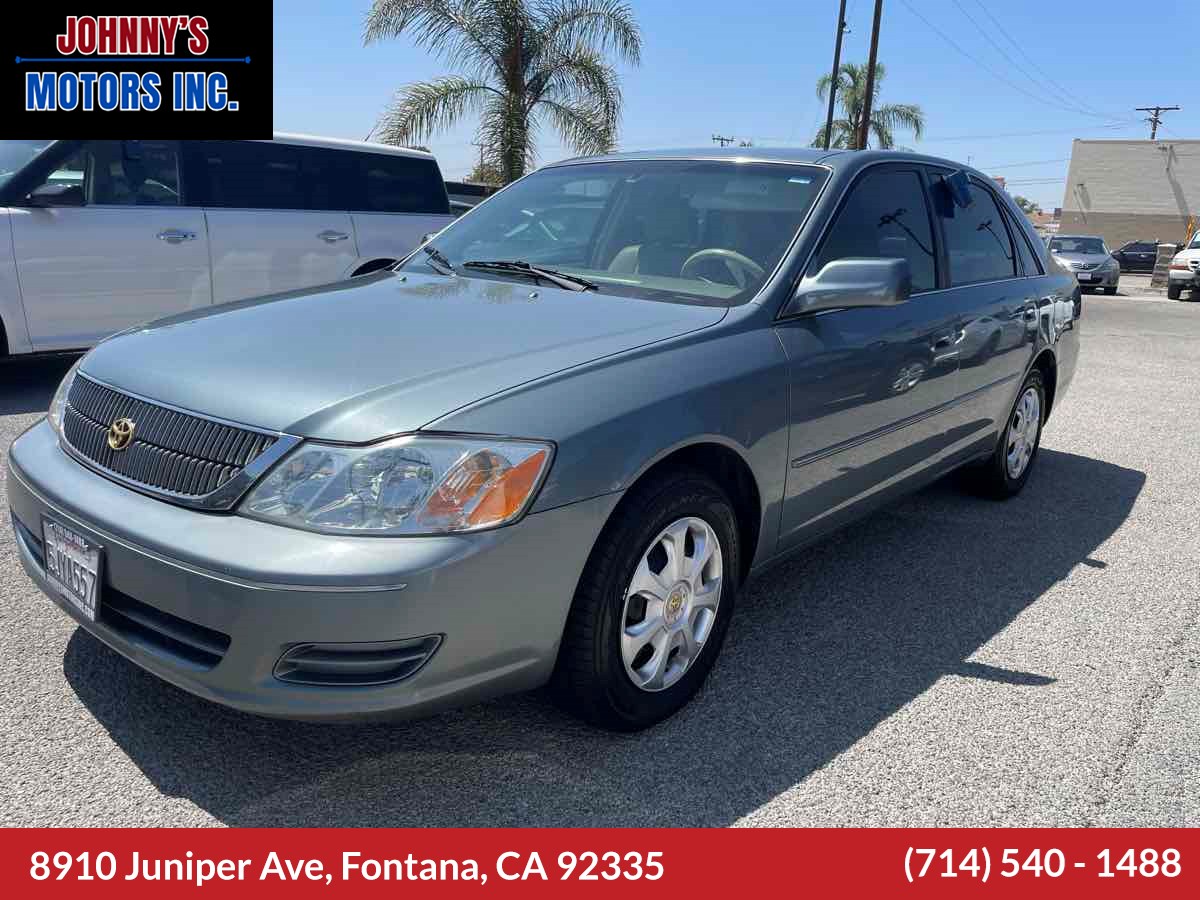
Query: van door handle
[
  {"left": 156, "top": 229, "right": 197, "bottom": 244},
  {"left": 317, "top": 230, "right": 350, "bottom": 243}
]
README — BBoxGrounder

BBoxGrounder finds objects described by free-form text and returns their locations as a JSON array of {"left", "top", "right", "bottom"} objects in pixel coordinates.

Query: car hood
[
  {"left": 1052, "top": 251, "right": 1111, "bottom": 265},
  {"left": 80, "top": 272, "right": 728, "bottom": 442}
]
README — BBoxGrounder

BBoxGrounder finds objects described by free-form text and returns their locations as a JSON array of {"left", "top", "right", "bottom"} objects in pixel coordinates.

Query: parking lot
[{"left": 1, "top": 284, "right": 1196, "bottom": 828}]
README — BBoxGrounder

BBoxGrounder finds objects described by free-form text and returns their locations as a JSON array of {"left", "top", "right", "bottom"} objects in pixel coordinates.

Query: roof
[
  {"left": 266, "top": 132, "right": 435, "bottom": 159},
  {"left": 546, "top": 146, "right": 991, "bottom": 176}
]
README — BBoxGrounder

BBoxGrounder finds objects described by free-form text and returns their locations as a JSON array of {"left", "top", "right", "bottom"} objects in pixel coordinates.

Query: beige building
[{"left": 1060, "top": 139, "right": 1198, "bottom": 246}]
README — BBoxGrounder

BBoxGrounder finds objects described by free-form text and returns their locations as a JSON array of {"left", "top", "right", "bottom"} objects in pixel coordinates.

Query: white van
[{"left": 0, "top": 134, "right": 456, "bottom": 355}]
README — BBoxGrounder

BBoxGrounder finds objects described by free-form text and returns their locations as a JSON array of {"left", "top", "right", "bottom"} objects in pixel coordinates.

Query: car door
[
  {"left": 10, "top": 140, "right": 211, "bottom": 350},
  {"left": 775, "top": 164, "right": 962, "bottom": 546},
  {"left": 926, "top": 171, "right": 1040, "bottom": 458},
  {"left": 184, "top": 141, "right": 358, "bottom": 304}
]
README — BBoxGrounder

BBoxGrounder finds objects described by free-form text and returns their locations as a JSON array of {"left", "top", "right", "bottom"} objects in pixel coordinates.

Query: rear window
[{"left": 359, "top": 153, "right": 449, "bottom": 215}]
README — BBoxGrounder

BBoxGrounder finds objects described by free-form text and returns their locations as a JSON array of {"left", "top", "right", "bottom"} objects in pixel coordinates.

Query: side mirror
[
  {"left": 27, "top": 182, "right": 84, "bottom": 208},
  {"left": 784, "top": 258, "right": 912, "bottom": 316}
]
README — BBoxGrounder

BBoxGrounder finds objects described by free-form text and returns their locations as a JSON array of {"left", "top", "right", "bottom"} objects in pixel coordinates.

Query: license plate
[
  {"left": 1076, "top": 272, "right": 1092, "bottom": 281},
  {"left": 41, "top": 518, "right": 102, "bottom": 622}
]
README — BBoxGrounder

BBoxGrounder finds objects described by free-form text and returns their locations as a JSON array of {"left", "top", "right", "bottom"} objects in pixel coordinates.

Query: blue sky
[{"left": 274, "top": 0, "right": 1196, "bottom": 211}]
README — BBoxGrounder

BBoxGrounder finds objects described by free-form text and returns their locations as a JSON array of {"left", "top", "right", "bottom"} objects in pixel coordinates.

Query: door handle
[
  {"left": 156, "top": 229, "right": 196, "bottom": 244},
  {"left": 317, "top": 230, "right": 350, "bottom": 243}
]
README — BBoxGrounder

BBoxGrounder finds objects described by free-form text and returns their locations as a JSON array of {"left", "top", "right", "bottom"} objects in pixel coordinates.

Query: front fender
[{"left": 425, "top": 324, "right": 791, "bottom": 570}]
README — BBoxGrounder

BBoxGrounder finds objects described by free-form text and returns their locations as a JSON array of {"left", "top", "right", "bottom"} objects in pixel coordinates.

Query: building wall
[{"left": 1060, "top": 139, "right": 1197, "bottom": 247}]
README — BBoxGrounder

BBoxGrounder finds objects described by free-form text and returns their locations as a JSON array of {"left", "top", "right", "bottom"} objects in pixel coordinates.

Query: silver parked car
[
  {"left": 1048, "top": 234, "right": 1120, "bottom": 295},
  {"left": 8, "top": 149, "right": 1081, "bottom": 730}
]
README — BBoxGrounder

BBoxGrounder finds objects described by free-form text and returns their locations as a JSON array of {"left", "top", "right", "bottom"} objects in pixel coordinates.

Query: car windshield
[
  {"left": 1190, "top": 235, "right": 1200, "bottom": 250},
  {"left": 0, "top": 140, "right": 54, "bottom": 188},
  {"left": 402, "top": 159, "right": 828, "bottom": 304},
  {"left": 1049, "top": 237, "right": 1106, "bottom": 254}
]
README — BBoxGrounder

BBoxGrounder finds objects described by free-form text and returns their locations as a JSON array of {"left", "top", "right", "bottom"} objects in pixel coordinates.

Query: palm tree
[
  {"left": 811, "top": 62, "right": 924, "bottom": 150},
  {"left": 364, "top": 0, "right": 642, "bottom": 184}
]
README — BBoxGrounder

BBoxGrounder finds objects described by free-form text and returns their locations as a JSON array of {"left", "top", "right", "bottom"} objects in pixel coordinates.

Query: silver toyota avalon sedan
[{"left": 8, "top": 148, "right": 1080, "bottom": 730}]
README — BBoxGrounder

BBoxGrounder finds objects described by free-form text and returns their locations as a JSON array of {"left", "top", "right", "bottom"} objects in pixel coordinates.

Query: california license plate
[
  {"left": 41, "top": 518, "right": 102, "bottom": 622},
  {"left": 1076, "top": 273, "right": 1092, "bottom": 281}
]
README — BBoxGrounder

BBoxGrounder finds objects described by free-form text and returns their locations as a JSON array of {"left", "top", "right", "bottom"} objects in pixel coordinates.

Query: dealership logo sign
[{"left": 1, "top": 5, "right": 272, "bottom": 139}]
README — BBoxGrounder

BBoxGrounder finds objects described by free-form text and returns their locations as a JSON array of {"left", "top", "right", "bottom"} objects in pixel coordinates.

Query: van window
[
  {"left": 939, "top": 180, "right": 1016, "bottom": 286},
  {"left": 37, "top": 141, "right": 181, "bottom": 206},
  {"left": 186, "top": 141, "right": 350, "bottom": 211},
  {"left": 359, "top": 153, "right": 449, "bottom": 215},
  {"left": 810, "top": 168, "right": 937, "bottom": 293}
]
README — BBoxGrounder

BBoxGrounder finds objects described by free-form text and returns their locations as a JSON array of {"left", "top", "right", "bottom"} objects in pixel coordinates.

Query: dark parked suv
[{"left": 1111, "top": 240, "right": 1159, "bottom": 272}]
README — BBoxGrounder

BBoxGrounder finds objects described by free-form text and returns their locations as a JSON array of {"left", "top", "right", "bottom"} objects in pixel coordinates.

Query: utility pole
[
  {"left": 712, "top": 134, "right": 736, "bottom": 147},
  {"left": 1135, "top": 106, "right": 1180, "bottom": 140},
  {"left": 857, "top": 0, "right": 884, "bottom": 151},
  {"left": 822, "top": 0, "right": 849, "bottom": 151}
]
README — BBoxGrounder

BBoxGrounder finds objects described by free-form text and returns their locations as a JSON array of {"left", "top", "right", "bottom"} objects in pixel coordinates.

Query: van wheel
[
  {"left": 1167, "top": 284, "right": 1182, "bottom": 300},
  {"left": 968, "top": 369, "right": 1045, "bottom": 499},
  {"left": 552, "top": 469, "right": 739, "bottom": 731}
]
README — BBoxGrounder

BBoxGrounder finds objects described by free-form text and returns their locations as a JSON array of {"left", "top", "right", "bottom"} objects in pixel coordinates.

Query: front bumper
[
  {"left": 7, "top": 421, "right": 620, "bottom": 721},
  {"left": 1167, "top": 269, "right": 1200, "bottom": 286},
  {"left": 1073, "top": 268, "right": 1118, "bottom": 288}
]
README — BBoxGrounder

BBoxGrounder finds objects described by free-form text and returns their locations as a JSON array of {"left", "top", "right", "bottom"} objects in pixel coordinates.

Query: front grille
[
  {"left": 274, "top": 636, "right": 442, "bottom": 686},
  {"left": 1072, "top": 261, "right": 1100, "bottom": 271},
  {"left": 101, "top": 588, "right": 231, "bottom": 670},
  {"left": 63, "top": 376, "right": 277, "bottom": 499}
]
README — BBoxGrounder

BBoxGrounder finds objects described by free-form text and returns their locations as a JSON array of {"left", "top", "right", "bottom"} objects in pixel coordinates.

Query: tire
[
  {"left": 551, "top": 468, "right": 740, "bottom": 731},
  {"left": 967, "top": 369, "right": 1046, "bottom": 500},
  {"left": 1167, "top": 284, "right": 1182, "bottom": 300}
]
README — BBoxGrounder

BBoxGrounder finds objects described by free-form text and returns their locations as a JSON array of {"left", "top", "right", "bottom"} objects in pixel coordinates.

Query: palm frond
[
  {"left": 529, "top": 47, "right": 620, "bottom": 128},
  {"left": 535, "top": 0, "right": 642, "bottom": 65},
  {"left": 537, "top": 97, "right": 616, "bottom": 156},
  {"left": 363, "top": 0, "right": 502, "bottom": 76},
  {"left": 873, "top": 102, "right": 924, "bottom": 141},
  {"left": 375, "top": 76, "right": 498, "bottom": 144}
]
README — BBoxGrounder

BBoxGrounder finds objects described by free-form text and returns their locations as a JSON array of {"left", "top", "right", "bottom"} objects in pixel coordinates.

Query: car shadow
[
  {"left": 0, "top": 355, "right": 79, "bottom": 416},
  {"left": 62, "top": 448, "right": 1144, "bottom": 827}
]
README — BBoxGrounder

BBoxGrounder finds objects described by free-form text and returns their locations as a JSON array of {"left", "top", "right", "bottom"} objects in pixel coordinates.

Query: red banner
[{"left": 3, "top": 828, "right": 1197, "bottom": 897}]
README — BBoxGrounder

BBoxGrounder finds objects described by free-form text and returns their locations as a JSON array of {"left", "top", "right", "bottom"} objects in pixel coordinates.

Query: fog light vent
[{"left": 273, "top": 635, "right": 442, "bottom": 686}]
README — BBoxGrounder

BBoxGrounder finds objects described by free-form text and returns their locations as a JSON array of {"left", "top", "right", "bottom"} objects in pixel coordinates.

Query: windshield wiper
[
  {"left": 421, "top": 243, "right": 456, "bottom": 276},
  {"left": 462, "top": 259, "right": 597, "bottom": 293}
]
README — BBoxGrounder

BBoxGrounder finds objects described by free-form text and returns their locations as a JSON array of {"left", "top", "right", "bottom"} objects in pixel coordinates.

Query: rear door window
[
  {"left": 938, "top": 179, "right": 1017, "bottom": 286},
  {"left": 185, "top": 141, "right": 354, "bottom": 211}
]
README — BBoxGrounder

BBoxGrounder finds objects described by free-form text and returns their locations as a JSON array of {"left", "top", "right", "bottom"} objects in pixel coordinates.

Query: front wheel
[
  {"left": 1168, "top": 284, "right": 1183, "bottom": 300},
  {"left": 552, "top": 469, "right": 739, "bottom": 730},
  {"left": 966, "top": 369, "right": 1045, "bottom": 499}
]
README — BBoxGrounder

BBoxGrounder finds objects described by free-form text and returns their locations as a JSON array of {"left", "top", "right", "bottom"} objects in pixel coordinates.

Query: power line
[
  {"left": 981, "top": 157, "right": 1071, "bottom": 170},
  {"left": 919, "top": 123, "right": 1133, "bottom": 144},
  {"left": 966, "top": 0, "right": 1132, "bottom": 124},
  {"left": 896, "top": 0, "right": 1138, "bottom": 123}
]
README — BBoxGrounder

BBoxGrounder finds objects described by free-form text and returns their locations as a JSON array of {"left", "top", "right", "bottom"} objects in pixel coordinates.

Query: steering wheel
[{"left": 680, "top": 248, "right": 766, "bottom": 289}]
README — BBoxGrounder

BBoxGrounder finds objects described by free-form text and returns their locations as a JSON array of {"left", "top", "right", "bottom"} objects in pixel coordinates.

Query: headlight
[
  {"left": 239, "top": 435, "right": 554, "bottom": 535},
  {"left": 47, "top": 358, "right": 82, "bottom": 438}
]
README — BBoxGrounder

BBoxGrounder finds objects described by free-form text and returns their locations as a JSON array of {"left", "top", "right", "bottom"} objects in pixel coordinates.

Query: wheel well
[
  {"left": 1033, "top": 351, "right": 1058, "bottom": 420},
  {"left": 350, "top": 259, "right": 397, "bottom": 278},
  {"left": 630, "top": 443, "right": 762, "bottom": 584}
]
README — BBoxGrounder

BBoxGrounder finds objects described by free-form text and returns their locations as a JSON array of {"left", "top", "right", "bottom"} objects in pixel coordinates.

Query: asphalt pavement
[{"left": 1, "top": 282, "right": 1197, "bottom": 827}]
